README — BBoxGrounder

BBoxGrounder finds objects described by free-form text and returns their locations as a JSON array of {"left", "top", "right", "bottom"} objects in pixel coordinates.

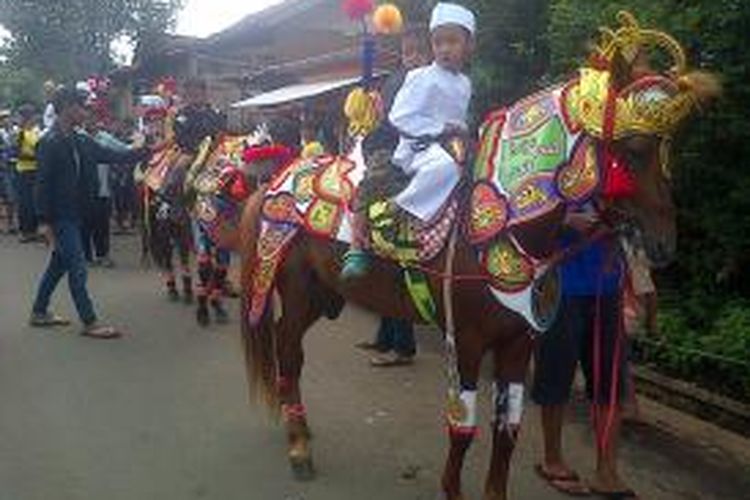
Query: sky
[{"left": 175, "top": 0, "right": 285, "bottom": 38}]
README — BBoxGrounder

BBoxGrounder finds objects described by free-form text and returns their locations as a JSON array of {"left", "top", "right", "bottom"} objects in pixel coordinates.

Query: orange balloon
[{"left": 373, "top": 4, "right": 403, "bottom": 35}]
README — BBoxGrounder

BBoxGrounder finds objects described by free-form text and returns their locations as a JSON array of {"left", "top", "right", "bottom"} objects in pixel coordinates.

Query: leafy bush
[{"left": 642, "top": 303, "right": 750, "bottom": 401}]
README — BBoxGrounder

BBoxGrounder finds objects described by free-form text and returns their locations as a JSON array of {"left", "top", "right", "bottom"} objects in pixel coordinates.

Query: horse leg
[
  {"left": 156, "top": 220, "right": 178, "bottom": 301},
  {"left": 195, "top": 251, "right": 211, "bottom": 326},
  {"left": 483, "top": 334, "right": 534, "bottom": 500},
  {"left": 275, "top": 269, "right": 328, "bottom": 480},
  {"left": 177, "top": 219, "right": 193, "bottom": 304},
  {"left": 209, "top": 248, "right": 230, "bottom": 324},
  {"left": 441, "top": 333, "right": 484, "bottom": 500}
]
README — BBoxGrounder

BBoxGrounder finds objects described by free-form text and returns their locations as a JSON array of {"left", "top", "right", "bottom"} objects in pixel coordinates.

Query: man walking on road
[{"left": 30, "top": 87, "right": 149, "bottom": 338}]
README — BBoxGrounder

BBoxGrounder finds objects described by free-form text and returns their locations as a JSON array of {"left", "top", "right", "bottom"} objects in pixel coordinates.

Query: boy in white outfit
[{"left": 342, "top": 2, "right": 475, "bottom": 278}]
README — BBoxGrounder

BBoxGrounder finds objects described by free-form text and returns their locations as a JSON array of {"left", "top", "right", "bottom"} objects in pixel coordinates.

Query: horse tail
[{"left": 238, "top": 187, "right": 281, "bottom": 415}]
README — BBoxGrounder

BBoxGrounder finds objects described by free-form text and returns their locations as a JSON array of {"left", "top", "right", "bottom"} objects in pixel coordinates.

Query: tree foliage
[
  {"left": 461, "top": 0, "right": 549, "bottom": 118},
  {"left": 0, "top": 0, "right": 183, "bottom": 93}
]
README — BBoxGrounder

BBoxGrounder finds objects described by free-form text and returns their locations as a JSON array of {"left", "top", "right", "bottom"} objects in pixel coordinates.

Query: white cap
[{"left": 429, "top": 2, "right": 476, "bottom": 36}]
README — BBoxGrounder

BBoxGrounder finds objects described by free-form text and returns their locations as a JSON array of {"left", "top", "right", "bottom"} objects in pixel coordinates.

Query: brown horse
[{"left": 237, "top": 16, "right": 719, "bottom": 500}]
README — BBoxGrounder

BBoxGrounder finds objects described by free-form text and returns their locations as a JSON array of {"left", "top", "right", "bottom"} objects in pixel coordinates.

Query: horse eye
[{"left": 621, "top": 147, "right": 652, "bottom": 173}]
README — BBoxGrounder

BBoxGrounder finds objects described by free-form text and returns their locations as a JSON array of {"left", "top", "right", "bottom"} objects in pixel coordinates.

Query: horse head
[{"left": 567, "top": 11, "right": 721, "bottom": 266}]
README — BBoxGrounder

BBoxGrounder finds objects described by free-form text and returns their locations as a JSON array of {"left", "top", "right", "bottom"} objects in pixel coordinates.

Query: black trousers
[
  {"left": 16, "top": 170, "right": 37, "bottom": 235},
  {"left": 82, "top": 197, "right": 112, "bottom": 261}
]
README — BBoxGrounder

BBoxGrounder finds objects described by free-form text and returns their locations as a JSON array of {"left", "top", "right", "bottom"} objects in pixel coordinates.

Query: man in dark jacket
[{"left": 30, "top": 87, "right": 149, "bottom": 338}]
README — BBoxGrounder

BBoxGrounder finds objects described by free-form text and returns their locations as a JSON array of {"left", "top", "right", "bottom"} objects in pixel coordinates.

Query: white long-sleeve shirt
[
  {"left": 42, "top": 102, "right": 56, "bottom": 131},
  {"left": 388, "top": 62, "right": 471, "bottom": 221}
]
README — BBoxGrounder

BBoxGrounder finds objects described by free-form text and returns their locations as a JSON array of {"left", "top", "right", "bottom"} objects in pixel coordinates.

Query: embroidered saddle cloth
[
  {"left": 190, "top": 136, "right": 248, "bottom": 242},
  {"left": 247, "top": 140, "right": 459, "bottom": 324},
  {"left": 261, "top": 140, "right": 458, "bottom": 263},
  {"left": 469, "top": 80, "right": 604, "bottom": 331}
]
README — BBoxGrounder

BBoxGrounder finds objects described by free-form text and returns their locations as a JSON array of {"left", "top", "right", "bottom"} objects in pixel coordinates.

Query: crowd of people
[{"left": 0, "top": 89, "right": 140, "bottom": 253}]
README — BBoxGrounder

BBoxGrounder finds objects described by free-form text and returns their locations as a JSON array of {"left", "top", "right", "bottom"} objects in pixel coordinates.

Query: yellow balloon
[{"left": 373, "top": 4, "right": 403, "bottom": 35}]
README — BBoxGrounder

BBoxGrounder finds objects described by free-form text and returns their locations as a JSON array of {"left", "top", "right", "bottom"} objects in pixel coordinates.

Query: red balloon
[{"left": 341, "top": 0, "right": 374, "bottom": 20}]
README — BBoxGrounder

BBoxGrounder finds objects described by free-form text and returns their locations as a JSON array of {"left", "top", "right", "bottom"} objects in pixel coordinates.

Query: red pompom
[
  {"left": 602, "top": 154, "right": 637, "bottom": 199},
  {"left": 341, "top": 0, "right": 373, "bottom": 20},
  {"left": 143, "top": 107, "right": 167, "bottom": 119},
  {"left": 243, "top": 144, "right": 292, "bottom": 165},
  {"left": 155, "top": 76, "right": 177, "bottom": 97}
]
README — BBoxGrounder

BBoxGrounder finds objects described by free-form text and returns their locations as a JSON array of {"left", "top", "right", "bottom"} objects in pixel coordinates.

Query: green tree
[
  {"left": 0, "top": 0, "right": 183, "bottom": 96},
  {"left": 461, "top": 0, "right": 549, "bottom": 117}
]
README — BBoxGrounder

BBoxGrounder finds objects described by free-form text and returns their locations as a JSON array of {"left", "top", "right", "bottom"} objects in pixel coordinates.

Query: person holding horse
[
  {"left": 531, "top": 46, "right": 667, "bottom": 498},
  {"left": 150, "top": 78, "right": 224, "bottom": 302},
  {"left": 340, "top": 2, "right": 475, "bottom": 279},
  {"left": 531, "top": 209, "right": 635, "bottom": 497}
]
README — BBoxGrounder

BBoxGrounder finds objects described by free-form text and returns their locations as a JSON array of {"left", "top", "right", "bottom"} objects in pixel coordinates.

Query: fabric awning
[{"left": 230, "top": 76, "right": 362, "bottom": 109}]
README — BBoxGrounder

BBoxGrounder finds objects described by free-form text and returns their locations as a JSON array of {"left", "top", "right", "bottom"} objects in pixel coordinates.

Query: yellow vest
[{"left": 16, "top": 127, "right": 40, "bottom": 172}]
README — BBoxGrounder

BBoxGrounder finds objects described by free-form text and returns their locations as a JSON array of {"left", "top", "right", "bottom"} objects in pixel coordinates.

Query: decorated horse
[
  {"left": 140, "top": 134, "right": 199, "bottom": 302},
  {"left": 238, "top": 13, "right": 719, "bottom": 499},
  {"left": 185, "top": 127, "right": 292, "bottom": 326}
]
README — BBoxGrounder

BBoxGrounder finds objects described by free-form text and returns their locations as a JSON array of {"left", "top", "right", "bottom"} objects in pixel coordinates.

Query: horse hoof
[
  {"left": 196, "top": 307, "right": 210, "bottom": 327},
  {"left": 290, "top": 457, "right": 315, "bottom": 481},
  {"left": 482, "top": 491, "right": 505, "bottom": 500},
  {"left": 214, "top": 310, "right": 229, "bottom": 324}
]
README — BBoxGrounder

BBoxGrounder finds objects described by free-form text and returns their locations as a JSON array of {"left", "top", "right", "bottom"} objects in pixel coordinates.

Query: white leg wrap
[
  {"left": 507, "top": 383, "right": 524, "bottom": 426},
  {"left": 493, "top": 382, "right": 525, "bottom": 432},
  {"left": 447, "top": 389, "right": 478, "bottom": 429},
  {"left": 459, "top": 389, "right": 478, "bottom": 428}
]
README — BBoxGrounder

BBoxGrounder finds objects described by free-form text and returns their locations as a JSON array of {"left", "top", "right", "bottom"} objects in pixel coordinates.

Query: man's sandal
[
  {"left": 535, "top": 464, "right": 591, "bottom": 497},
  {"left": 29, "top": 313, "right": 71, "bottom": 327},
  {"left": 80, "top": 324, "right": 123, "bottom": 340},
  {"left": 591, "top": 488, "right": 638, "bottom": 499},
  {"left": 370, "top": 352, "right": 414, "bottom": 367}
]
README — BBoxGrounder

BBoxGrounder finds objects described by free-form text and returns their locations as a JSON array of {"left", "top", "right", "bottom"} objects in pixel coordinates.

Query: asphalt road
[{"left": 1, "top": 233, "right": 748, "bottom": 500}]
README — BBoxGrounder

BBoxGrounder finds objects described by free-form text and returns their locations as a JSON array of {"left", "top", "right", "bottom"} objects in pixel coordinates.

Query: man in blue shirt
[{"left": 532, "top": 210, "right": 636, "bottom": 498}]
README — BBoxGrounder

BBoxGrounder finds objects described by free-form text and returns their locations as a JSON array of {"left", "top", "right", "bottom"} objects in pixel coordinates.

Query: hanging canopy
[{"left": 230, "top": 76, "right": 363, "bottom": 109}]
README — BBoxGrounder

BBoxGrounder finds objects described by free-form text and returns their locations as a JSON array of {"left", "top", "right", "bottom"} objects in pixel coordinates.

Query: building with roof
[{"left": 130, "top": 0, "right": 399, "bottom": 112}]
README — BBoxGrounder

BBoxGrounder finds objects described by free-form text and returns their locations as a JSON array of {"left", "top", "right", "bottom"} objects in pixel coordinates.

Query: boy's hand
[
  {"left": 131, "top": 132, "right": 146, "bottom": 149},
  {"left": 565, "top": 211, "right": 600, "bottom": 233},
  {"left": 442, "top": 122, "right": 466, "bottom": 136}
]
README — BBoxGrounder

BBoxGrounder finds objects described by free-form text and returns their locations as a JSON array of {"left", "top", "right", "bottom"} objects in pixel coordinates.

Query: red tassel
[
  {"left": 602, "top": 154, "right": 636, "bottom": 199},
  {"left": 228, "top": 172, "right": 250, "bottom": 202}
]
